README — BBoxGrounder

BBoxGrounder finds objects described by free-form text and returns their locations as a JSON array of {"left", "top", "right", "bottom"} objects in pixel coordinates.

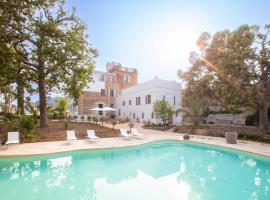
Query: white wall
[
  {"left": 84, "top": 71, "right": 106, "bottom": 92},
  {"left": 115, "top": 78, "right": 182, "bottom": 125}
]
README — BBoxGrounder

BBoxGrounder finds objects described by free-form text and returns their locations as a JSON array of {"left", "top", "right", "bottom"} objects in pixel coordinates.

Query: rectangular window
[
  {"left": 142, "top": 113, "right": 144, "bottom": 119},
  {"left": 136, "top": 97, "right": 141, "bottom": 105},
  {"left": 124, "top": 74, "right": 131, "bottom": 83},
  {"left": 99, "top": 74, "right": 105, "bottom": 81},
  {"left": 110, "top": 104, "right": 114, "bottom": 108},
  {"left": 101, "top": 89, "right": 105, "bottom": 96},
  {"left": 151, "top": 112, "right": 154, "bottom": 119},
  {"left": 133, "top": 113, "right": 135, "bottom": 119},
  {"left": 122, "top": 101, "right": 126, "bottom": 106},
  {"left": 174, "top": 96, "right": 176, "bottom": 105},
  {"left": 109, "top": 89, "right": 114, "bottom": 97},
  {"left": 118, "top": 109, "right": 121, "bottom": 117},
  {"left": 98, "top": 104, "right": 103, "bottom": 115},
  {"left": 129, "top": 100, "right": 132, "bottom": 105},
  {"left": 145, "top": 95, "right": 151, "bottom": 104},
  {"left": 163, "top": 95, "right": 165, "bottom": 100}
]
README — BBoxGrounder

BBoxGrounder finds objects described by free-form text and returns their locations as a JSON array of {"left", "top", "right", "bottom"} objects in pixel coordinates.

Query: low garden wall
[
  {"left": 174, "top": 124, "right": 263, "bottom": 137},
  {"left": 142, "top": 124, "right": 174, "bottom": 131}
]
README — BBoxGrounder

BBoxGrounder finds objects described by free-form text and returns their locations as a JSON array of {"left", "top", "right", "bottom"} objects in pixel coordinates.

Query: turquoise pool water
[{"left": 0, "top": 140, "right": 270, "bottom": 200}]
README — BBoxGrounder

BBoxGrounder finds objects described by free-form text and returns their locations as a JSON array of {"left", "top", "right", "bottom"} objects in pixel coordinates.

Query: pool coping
[{"left": 0, "top": 132, "right": 270, "bottom": 159}]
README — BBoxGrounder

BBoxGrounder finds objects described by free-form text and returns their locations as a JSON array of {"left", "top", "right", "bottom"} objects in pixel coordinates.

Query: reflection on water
[{"left": 0, "top": 141, "right": 270, "bottom": 200}]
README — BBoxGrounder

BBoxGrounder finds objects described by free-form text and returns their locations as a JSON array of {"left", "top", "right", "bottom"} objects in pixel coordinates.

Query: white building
[{"left": 115, "top": 77, "right": 182, "bottom": 125}]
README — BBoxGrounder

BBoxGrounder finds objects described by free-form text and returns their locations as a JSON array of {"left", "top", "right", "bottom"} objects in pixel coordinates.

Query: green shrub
[
  {"left": 238, "top": 133, "right": 270, "bottom": 143},
  {"left": 19, "top": 115, "right": 36, "bottom": 136},
  {"left": 87, "top": 116, "right": 92, "bottom": 122},
  {"left": 32, "top": 110, "right": 38, "bottom": 125},
  {"left": 24, "top": 133, "right": 39, "bottom": 142},
  {"left": 153, "top": 99, "right": 174, "bottom": 125},
  {"left": 64, "top": 120, "right": 69, "bottom": 129},
  {"left": 100, "top": 116, "right": 105, "bottom": 126},
  {"left": 111, "top": 120, "right": 117, "bottom": 129},
  {"left": 3, "top": 113, "right": 18, "bottom": 125},
  {"left": 128, "top": 122, "right": 134, "bottom": 132},
  {"left": 92, "top": 116, "right": 98, "bottom": 124}
]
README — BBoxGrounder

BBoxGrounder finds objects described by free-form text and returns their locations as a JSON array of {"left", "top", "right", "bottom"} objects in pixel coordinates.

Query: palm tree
[
  {"left": 177, "top": 99, "right": 202, "bottom": 126},
  {"left": 55, "top": 98, "right": 68, "bottom": 118}
]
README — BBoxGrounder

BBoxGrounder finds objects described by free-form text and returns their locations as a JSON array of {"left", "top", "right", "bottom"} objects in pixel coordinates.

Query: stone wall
[
  {"left": 174, "top": 124, "right": 262, "bottom": 137},
  {"left": 78, "top": 91, "right": 114, "bottom": 115}
]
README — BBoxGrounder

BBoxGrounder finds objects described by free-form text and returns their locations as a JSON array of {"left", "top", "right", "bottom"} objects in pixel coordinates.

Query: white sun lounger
[
  {"left": 87, "top": 130, "right": 99, "bottom": 139},
  {"left": 131, "top": 128, "right": 143, "bottom": 138},
  {"left": 5, "top": 132, "right": 20, "bottom": 148},
  {"left": 120, "top": 129, "right": 133, "bottom": 138},
  {"left": 67, "top": 130, "right": 77, "bottom": 141}
]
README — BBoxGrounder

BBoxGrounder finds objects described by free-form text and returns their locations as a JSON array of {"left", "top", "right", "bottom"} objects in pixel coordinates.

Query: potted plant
[
  {"left": 64, "top": 120, "right": 69, "bottom": 129},
  {"left": 111, "top": 120, "right": 117, "bottom": 129},
  {"left": 128, "top": 122, "right": 134, "bottom": 133},
  {"left": 183, "top": 133, "right": 190, "bottom": 140},
  {"left": 92, "top": 116, "right": 98, "bottom": 124},
  {"left": 87, "top": 116, "right": 91, "bottom": 123},
  {"left": 100, "top": 116, "right": 105, "bottom": 126}
]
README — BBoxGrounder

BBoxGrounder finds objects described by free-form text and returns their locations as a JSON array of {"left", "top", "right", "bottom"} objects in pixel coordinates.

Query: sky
[{"left": 65, "top": 0, "right": 270, "bottom": 83}]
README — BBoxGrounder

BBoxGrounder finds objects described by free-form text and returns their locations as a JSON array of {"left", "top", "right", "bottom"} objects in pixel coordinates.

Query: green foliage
[
  {"left": 92, "top": 116, "right": 98, "bottom": 124},
  {"left": 153, "top": 100, "right": 174, "bottom": 125},
  {"left": 55, "top": 98, "right": 68, "bottom": 119},
  {"left": 128, "top": 122, "right": 134, "bottom": 132},
  {"left": 177, "top": 99, "right": 202, "bottom": 126},
  {"left": 87, "top": 116, "right": 92, "bottom": 122},
  {"left": 0, "top": 85, "right": 16, "bottom": 113},
  {"left": 182, "top": 24, "right": 270, "bottom": 130},
  {"left": 64, "top": 120, "right": 69, "bottom": 129},
  {"left": 19, "top": 115, "right": 36, "bottom": 136},
  {"left": 1, "top": 0, "right": 97, "bottom": 127},
  {"left": 111, "top": 120, "right": 117, "bottom": 129},
  {"left": 99, "top": 116, "right": 105, "bottom": 126},
  {"left": 3, "top": 113, "right": 18, "bottom": 125}
]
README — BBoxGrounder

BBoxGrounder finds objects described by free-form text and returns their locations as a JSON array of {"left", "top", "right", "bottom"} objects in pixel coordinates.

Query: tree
[
  {"left": 92, "top": 116, "right": 98, "bottom": 124},
  {"left": 0, "top": 1, "right": 48, "bottom": 115},
  {"left": 0, "top": 85, "right": 15, "bottom": 113},
  {"left": 55, "top": 98, "right": 68, "bottom": 118},
  {"left": 111, "top": 119, "right": 117, "bottom": 129},
  {"left": 9, "top": 0, "right": 96, "bottom": 127},
  {"left": 99, "top": 116, "right": 105, "bottom": 126},
  {"left": 128, "top": 122, "right": 134, "bottom": 132},
  {"left": 182, "top": 25, "right": 270, "bottom": 131},
  {"left": 153, "top": 99, "right": 174, "bottom": 125},
  {"left": 177, "top": 99, "right": 202, "bottom": 126}
]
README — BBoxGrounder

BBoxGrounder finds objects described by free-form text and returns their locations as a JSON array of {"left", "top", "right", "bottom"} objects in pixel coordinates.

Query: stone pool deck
[{"left": 0, "top": 123, "right": 270, "bottom": 157}]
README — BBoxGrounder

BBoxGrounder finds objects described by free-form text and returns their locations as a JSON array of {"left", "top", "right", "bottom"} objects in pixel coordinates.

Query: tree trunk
[
  {"left": 258, "top": 103, "right": 268, "bottom": 132},
  {"left": 16, "top": 74, "right": 24, "bottom": 115},
  {"left": 38, "top": 73, "right": 48, "bottom": 128}
]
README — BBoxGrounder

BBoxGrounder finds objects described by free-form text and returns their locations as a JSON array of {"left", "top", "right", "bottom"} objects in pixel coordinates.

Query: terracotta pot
[{"left": 183, "top": 134, "right": 190, "bottom": 140}]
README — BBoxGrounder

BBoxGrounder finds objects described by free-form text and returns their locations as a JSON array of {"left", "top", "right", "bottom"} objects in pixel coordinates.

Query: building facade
[
  {"left": 115, "top": 77, "right": 182, "bottom": 125},
  {"left": 75, "top": 62, "right": 137, "bottom": 116}
]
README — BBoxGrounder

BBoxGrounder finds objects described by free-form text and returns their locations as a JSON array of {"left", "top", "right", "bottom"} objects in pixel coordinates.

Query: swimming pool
[{"left": 0, "top": 140, "right": 269, "bottom": 200}]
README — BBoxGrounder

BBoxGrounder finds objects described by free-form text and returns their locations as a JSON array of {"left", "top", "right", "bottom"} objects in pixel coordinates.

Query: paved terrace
[{"left": 0, "top": 123, "right": 270, "bottom": 157}]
